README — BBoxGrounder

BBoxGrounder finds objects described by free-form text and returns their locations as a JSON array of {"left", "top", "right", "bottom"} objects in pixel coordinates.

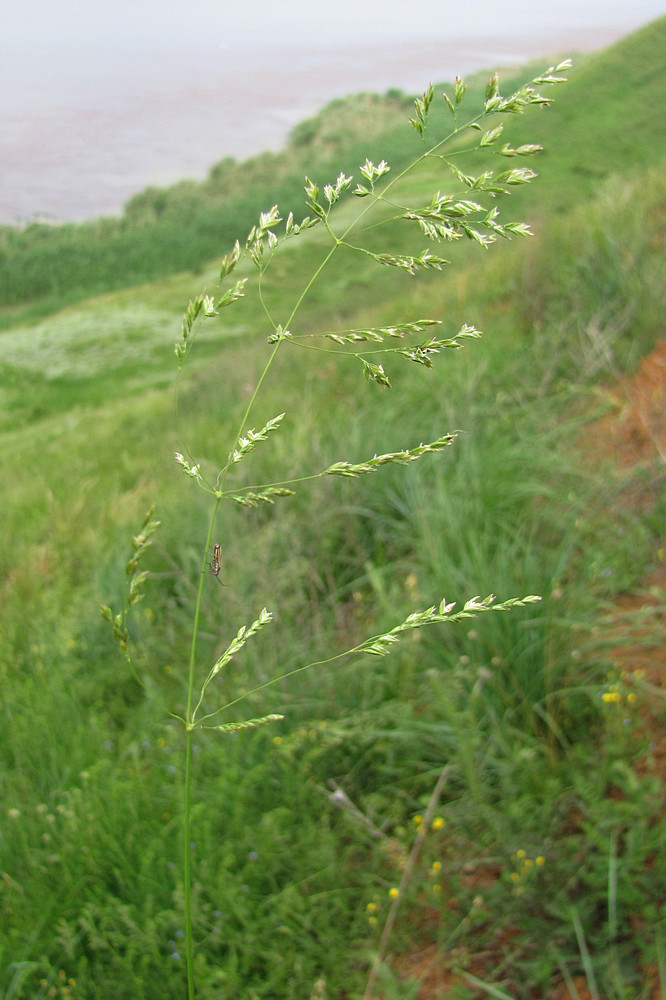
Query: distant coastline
[{"left": 0, "top": 24, "right": 635, "bottom": 225}]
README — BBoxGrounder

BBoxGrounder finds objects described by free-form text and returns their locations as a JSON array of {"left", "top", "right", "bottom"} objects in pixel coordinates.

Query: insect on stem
[{"left": 208, "top": 543, "right": 226, "bottom": 586}]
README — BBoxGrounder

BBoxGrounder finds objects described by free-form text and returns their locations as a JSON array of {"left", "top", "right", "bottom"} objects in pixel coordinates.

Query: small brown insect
[{"left": 208, "top": 543, "right": 226, "bottom": 586}]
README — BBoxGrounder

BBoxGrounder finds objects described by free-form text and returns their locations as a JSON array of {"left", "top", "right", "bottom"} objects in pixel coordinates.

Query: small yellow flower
[
  {"left": 627, "top": 692, "right": 637, "bottom": 704},
  {"left": 602, "top": 691, "right": 621, "bottom": 703},
  {"left": 431, "top": 817, "right": 445, "bottom": 831},
  {"left": 432, "top": 884, "right": 442, "bottom": 894},
  {"left": 388, "top": 887, "right": 400, "bottom": 899},
  {"left": 515, "top": 849, "right": 526, "bottom": 860},
  {"left": 522, "top": 858, "right": 533, "bottom": 870},
  {"left": 510, "top": 872, "right": 520, "bottom": 883},
  {"left": 535, "top": 856, "right": 545, "bottom": 866},
  {"left": 368, "top": 915, "right": 377, "bottom": 926},
  {"left": 366, "top": 902, "right": 377, "bottom": 913},
  {"left": 412, "top": 815, "right": 423, "bottom": 827},
  {"left": 273, "top": 736, "right": 282, "bottom": 744},
  {"left": 431, "top": 861, "right": 442, "bottom": 873}
]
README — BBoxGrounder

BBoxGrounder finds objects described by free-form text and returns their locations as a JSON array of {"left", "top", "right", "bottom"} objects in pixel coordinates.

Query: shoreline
[{"left": 0, "top": 24, "right": 637, "bottom": 225}]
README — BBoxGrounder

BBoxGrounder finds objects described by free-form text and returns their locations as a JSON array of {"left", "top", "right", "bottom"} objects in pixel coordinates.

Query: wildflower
[
  {"left": 627, "top": 692, "right": 637, "bottom": 704},
  {"left": 412, "top": 815, "right": 423, "bottom": 827},
  {"left": 515, "top": 849, "right": 526, "bottom": 860},
  {"left": 388, "top": 887, "right": 400, "bottom": 899},
  {"left": 431, "top": 861, "right": 442, "bottom": 874},
  {"left": 366, "top": 902, "right": 377, "bottom": 913},
  {"left": 431, "top": 816, "right": 445, "bottom": 831},
  {"left": 535, "top": 856, "right": 545, "bottom": 866}
]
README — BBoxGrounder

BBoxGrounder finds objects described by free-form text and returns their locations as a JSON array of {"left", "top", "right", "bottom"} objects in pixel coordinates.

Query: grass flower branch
[{"left": 103, "top": 60, "right": 569, "bottom": 998}]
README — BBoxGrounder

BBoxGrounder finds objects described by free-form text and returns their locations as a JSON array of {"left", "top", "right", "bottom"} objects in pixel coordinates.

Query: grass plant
[
  {"left": 1, "top": 21, "right": 665, "bottom": 1000},
  {"left": 102, "top": 62, "right": 574, "bottom": 998}
]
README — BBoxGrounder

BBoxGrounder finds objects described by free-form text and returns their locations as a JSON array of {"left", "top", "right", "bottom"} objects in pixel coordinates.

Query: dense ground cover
[{"left": 0, "top": 16, "right": 664, "bottom": 1000}]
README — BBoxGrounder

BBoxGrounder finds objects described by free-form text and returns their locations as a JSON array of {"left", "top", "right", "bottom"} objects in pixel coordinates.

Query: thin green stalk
[
  {"left": 217, "top": 344, "right": 281, "bottom": 490},
  {"left": 608, "top": 831, "right": 618, "bottom": 943},
  {"left": 570, "top": 906, "right": 600, "bottom": 1000},
  {"left": 183, "top": 728, "right": 195, "bottom": 1000},
  {"left": 183, "top": 498, "right": 221, "bottom": 999}
]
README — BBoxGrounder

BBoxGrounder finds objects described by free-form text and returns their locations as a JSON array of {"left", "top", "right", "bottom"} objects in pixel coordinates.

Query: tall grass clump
[{"left": 100, "top": 63, "right": 573, "bottom": 998}]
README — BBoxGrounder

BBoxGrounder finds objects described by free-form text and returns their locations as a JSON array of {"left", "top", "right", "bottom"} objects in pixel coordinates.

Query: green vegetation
[{"left": 1, "top": 16, "right": 665, "bottom": 1000}]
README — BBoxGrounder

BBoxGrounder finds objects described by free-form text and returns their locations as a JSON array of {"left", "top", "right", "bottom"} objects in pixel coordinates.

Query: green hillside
[{"left": 0, "top": 18, "right": 664, "bottom": 1000}]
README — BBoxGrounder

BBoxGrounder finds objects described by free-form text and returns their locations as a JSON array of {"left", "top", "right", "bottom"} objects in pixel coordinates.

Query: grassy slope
[{"left": 0, "top": 18, "right": 665, "bottom": 1000}]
